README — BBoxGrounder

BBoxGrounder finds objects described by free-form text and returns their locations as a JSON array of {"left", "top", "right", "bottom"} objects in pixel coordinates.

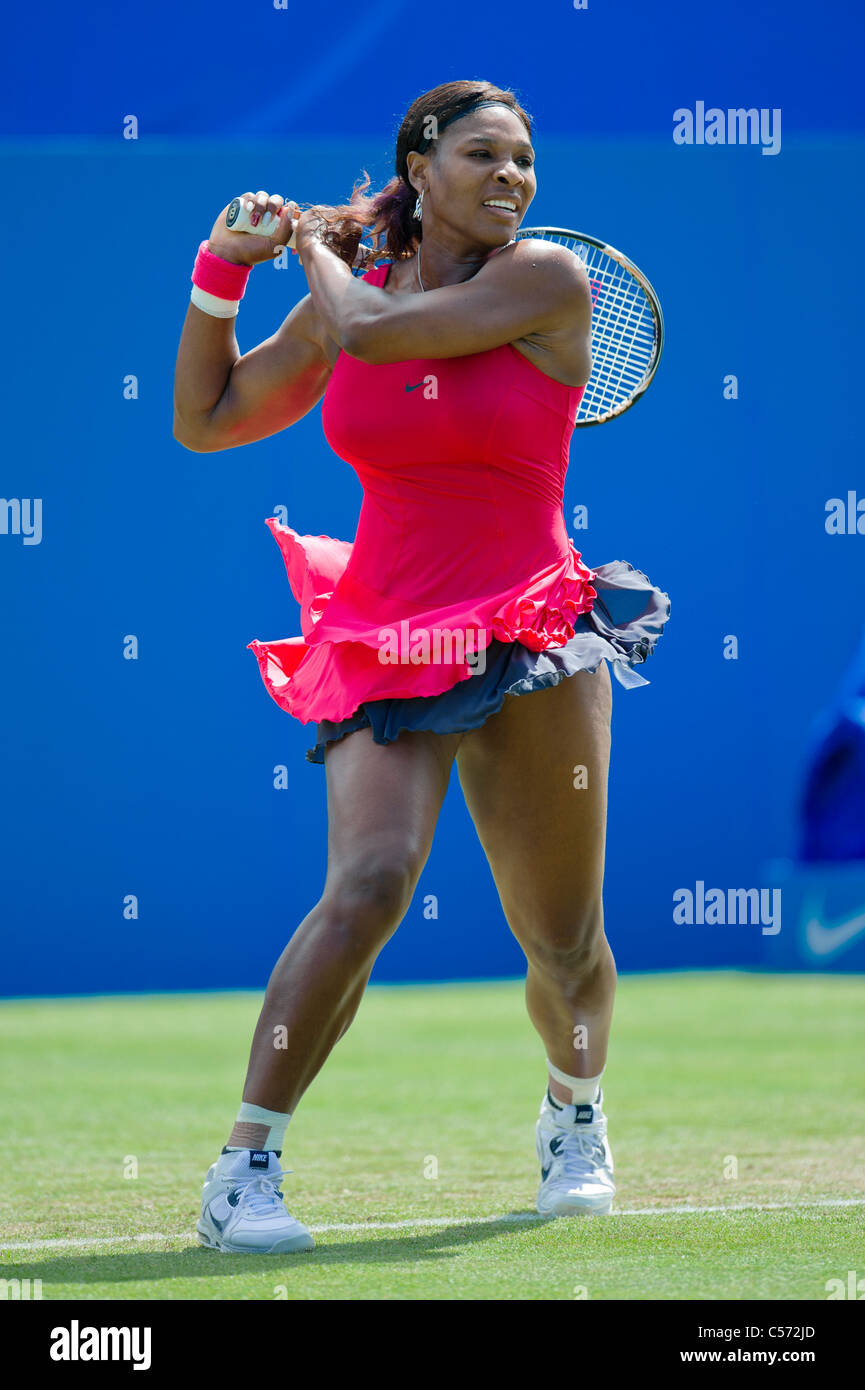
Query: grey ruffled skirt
[{"left": 305, "top": 560, "right": 671, "bottom": 764}]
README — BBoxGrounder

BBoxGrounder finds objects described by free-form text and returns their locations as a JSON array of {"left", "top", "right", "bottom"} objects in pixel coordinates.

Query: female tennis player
[{"left": 174, "top": 79, "right": 670, "bottom": 1254}]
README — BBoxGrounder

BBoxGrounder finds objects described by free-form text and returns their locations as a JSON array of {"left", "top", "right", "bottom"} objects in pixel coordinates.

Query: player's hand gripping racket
[
  {"left": 225, "top": 196, "right": 297, "bottom": 247},
  {"left": 514, "top": 227, "right": 664, "bottom": 425},
  {"left": 223, "top": 194, "right": 373, "bottom": 269}
]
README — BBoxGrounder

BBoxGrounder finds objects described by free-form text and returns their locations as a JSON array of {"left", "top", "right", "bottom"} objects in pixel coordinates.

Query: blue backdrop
[{"left": 2, "top": 1, "right": 864, "bottom": 995}]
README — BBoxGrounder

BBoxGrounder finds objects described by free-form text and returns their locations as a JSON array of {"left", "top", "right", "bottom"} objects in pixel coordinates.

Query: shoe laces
[
  {"left": 228, "top": 1168, "right": 290, "bottom": 1215},
  {"left": 550, "top": 1123, "right": 607, "bottom": 1175}
]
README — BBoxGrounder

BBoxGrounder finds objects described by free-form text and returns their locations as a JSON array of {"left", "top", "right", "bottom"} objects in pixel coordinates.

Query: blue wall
[{"left": 2, "top": 1, "right": 864, "bottom": 994}]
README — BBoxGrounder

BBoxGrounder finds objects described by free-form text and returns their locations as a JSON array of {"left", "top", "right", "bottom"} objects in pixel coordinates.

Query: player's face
[{"left": 427, "top": 109, "right": 537, "bottom": 249}]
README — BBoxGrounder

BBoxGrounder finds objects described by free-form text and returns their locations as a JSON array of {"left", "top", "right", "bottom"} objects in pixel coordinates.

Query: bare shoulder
[
  {"left": 480, "top": 237, "right": 592, "bottom": 349},
  {"left": 484, "top": 235, "right": 591, "bottom": 299},
  {"left": 485, "top": 238, "right": 592, "bottom": 385}
]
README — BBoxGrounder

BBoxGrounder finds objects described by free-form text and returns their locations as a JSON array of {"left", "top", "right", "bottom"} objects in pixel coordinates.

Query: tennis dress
[{"left": 247, "top": 260, "right": 671, "bottom": 764}]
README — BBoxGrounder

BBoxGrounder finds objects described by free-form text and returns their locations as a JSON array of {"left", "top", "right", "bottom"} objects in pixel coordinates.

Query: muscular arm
[
  {"left": 301, "top": 237, "right": 592, "bottom": 381},
  {"left": 173, "top": 292, "right": 333, "bottom": 453}
]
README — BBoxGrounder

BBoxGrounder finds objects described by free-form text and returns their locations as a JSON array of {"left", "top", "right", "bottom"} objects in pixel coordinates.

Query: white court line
[{"left": 2, "top": 1196, "right": 864, "bottom": 1253}]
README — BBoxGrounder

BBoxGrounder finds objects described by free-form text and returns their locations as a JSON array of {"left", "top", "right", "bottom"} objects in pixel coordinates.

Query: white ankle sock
[
  {"left": 546, "top": 1058, "right": 603, "bottom": 1105},
  {"left": 225, "top": 1102, "right": 291, "bottom": 1152}
]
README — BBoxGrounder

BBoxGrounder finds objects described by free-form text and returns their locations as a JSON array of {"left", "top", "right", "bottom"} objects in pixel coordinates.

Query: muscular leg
[
  {"left": 230, "top": 724, "right": 463, "bottom": 1140},
  {"left": 455, "top": 662, "right": 615, "bottom": 1097}
]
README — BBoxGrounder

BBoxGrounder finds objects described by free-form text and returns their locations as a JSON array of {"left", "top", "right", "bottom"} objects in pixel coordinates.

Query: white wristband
[{"left": 190, "top": 284, "right": 240, "bottom": 318}]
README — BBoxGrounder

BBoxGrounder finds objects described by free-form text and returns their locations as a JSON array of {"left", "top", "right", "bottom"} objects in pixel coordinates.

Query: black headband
[{"left": 413, "top": 99, "right": 515, "bottom": 156}]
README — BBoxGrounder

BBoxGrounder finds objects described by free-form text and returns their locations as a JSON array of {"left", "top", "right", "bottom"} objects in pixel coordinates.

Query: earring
[{"left": 413, "top": 188, "right": 424, "bottom": 222}]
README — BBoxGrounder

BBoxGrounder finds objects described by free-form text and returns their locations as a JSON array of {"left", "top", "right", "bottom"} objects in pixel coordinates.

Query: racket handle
[{"left": 225, "top": 196, "right": 297, "bottom": 249}]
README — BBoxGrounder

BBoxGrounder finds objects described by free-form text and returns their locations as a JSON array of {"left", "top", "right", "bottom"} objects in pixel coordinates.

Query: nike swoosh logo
[
  {"left": 541, "top": 1165, "right": 551, "bottom": 1182},
  {"left": 802, "top": 894, "right": 865, "bottom": 957},
  {"left": 206, "top": 1187, "right": 239, "bottom": 1236},
  {"left": 404, "top": 381, "right": 424, "bottom": 392}
]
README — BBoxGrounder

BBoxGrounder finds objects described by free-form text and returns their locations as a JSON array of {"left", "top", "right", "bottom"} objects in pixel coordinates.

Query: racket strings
[
  {"left": 516, "top": 230, "right": 660, "bottom": 423},
  {"left": 571, "top": 243, "right": 656, "bottom": 422}
]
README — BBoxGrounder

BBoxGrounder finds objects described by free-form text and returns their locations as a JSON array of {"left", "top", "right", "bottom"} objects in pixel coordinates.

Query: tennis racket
[{"left": 513, "top": 227, "right": 663, "bottom": 426}]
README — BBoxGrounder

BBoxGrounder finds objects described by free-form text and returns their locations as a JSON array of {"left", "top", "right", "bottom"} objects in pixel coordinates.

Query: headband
[{"left": 412, "top": 99, "right": 517, "bottom": 155}]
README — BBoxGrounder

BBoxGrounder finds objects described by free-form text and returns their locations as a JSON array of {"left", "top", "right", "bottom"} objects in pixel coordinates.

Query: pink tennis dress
[{"left": 247, "top": 261, "right": 670, "bottom": 764}]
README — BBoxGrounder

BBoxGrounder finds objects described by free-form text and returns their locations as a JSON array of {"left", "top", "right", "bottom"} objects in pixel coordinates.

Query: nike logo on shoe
[{"left": 541, "top": 1135, "right": 565, "bottom": 1180}]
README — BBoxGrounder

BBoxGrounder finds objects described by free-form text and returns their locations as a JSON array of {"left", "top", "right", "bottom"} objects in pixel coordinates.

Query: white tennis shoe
[
  {"left": 198, "top": 1148, "right": 315, "bottom": 1254},
  {"left": 535, "top": 1087, "right": 615, "bottom": 1216}
]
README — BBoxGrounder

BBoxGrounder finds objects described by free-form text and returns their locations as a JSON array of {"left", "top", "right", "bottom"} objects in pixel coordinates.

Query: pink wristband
[{"left": 191, "top": 240, "right": 252, "bottom": 301}]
